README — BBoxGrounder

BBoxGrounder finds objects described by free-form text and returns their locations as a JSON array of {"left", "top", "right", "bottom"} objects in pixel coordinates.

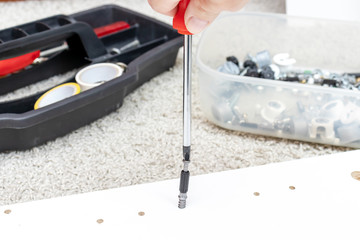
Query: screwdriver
[{"left": 173, "top": 0, "right": 192, "bottom": 209}]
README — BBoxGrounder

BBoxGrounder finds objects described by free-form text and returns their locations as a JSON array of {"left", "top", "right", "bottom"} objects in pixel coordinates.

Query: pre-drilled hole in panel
[
  {"left": 4, "top": 209, "right": 11, "bottom": 214},
  {"left": 351, "top": 171, "right": 360, "bottom": 181}
]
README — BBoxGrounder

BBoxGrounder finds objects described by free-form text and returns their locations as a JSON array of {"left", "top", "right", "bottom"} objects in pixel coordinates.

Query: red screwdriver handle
[{"left": 173, "top": 0, "right": 192, "bottom": 35}]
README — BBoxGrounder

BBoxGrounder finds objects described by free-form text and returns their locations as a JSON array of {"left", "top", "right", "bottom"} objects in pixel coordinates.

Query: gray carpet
[{"left": 0, "top": 0, "right": 348, "bottom": 206}]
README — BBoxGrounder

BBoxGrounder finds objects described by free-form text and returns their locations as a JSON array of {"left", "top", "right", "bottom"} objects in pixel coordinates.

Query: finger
[
  {"left": 184, "top": 0, "right": 249, "bottom": 34},
  {"left": 148, "top": 0, "right": 181, "bottom": 16},
  {"left": 184, "top": 0, "right": 220, "bottom": 34}
]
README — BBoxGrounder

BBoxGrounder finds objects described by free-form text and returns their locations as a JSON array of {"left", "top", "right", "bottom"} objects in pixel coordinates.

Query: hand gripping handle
[{"left": 173, "top": 0, "right": 192, "bottom": 35}]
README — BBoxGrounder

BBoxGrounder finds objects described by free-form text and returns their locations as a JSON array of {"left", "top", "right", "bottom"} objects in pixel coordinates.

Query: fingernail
[{"left": 186, "top": 16, "right": 209, "bottom": 34}]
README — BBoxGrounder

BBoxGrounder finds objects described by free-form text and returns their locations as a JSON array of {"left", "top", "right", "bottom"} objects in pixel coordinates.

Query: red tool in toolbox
[{"left": 0, "top": 21, "right": 130, "bottom": 76}]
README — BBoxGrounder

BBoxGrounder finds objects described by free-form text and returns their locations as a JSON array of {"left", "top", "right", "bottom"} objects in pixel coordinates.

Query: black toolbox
[{"left": 0, "top": 5, "right": 183, "bottom": 151}]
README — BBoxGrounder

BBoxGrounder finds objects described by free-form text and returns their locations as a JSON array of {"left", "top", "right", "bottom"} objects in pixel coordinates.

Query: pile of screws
[
  {"left": 217, "top": 50, "right": 360, "bottom": 91},
  {"left": 218, "top": 51, "right": 276, "bottom": 80},
  {"left": 210, "top": 81, "right": 360, "bottom": 146},
  {"left": 208, "top": 50, "right": 360, "bottom": 147}
]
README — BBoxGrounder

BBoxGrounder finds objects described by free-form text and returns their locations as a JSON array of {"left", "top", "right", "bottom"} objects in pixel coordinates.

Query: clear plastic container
[{"left": 196, "top": 12, "right": 360, "bottom": 148}]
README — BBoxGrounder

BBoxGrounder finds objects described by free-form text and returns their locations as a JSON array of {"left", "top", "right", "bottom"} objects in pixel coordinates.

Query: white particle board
[
  {"left": 286, "top": 0, "right": 360, "bottom": 22},
  {"left": 1, "top": 150, "right": 360, "bottom": 239}
]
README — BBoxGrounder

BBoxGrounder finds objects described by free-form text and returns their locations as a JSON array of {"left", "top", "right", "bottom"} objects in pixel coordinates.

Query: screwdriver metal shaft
[{"left": 178, "top": 34, "right": 192, "bottom": 209}]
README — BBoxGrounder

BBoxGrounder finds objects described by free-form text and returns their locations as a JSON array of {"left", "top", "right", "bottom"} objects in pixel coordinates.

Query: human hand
[{"left": 148, "top": 0, "right": 249, "bottom": 34}]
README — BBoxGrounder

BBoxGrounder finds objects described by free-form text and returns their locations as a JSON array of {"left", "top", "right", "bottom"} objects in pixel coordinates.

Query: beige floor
[{"left": 0, "top": 0, "right": 348, "bottom": 206}]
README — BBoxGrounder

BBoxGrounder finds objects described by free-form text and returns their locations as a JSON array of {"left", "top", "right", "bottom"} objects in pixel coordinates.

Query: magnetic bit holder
[{"left": 178, "top": 145, "right": 191, "bottom": 209}]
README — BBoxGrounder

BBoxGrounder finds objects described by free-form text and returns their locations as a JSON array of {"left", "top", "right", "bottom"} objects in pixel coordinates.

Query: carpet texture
[{"left": 0, "top": 0, "right": 348, "bottom": 206}]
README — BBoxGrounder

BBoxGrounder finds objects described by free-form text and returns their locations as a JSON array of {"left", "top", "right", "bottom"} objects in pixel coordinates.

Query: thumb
[
  {"left": 184, "top": 0, "right": 220, "bottom": 34},
  {"left": 148, "top": 0, "right": 181, "bottom": 16}
]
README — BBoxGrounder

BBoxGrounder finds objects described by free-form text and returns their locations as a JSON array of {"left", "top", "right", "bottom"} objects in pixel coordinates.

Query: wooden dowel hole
[
  {"left": 4, "top": 209, "right": 11, "bottom": 214},
  {"left": 351, "top": 171, "right": 360, "bottom": 181}
]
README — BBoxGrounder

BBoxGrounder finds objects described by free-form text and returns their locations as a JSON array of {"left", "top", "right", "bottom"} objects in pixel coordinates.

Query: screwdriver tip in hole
[
  {"left": 178, "top": 199, "right": 186, "bottom": 209},
  {"left": 178, "top": 193, "right": 187, "bottom": 209}
]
